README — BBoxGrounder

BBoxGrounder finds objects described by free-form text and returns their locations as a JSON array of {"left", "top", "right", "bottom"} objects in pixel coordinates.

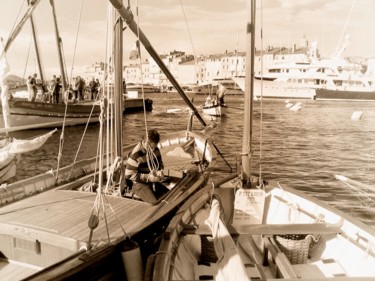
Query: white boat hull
[
  {"left": 202, "top": 104, "right": 227, "bottom": 116},
  {"left": 233, "top": 76, "right": 316, "bottom": 99},
  {"left": 150, "top": 176, "right": 375, "bottom": 280}
]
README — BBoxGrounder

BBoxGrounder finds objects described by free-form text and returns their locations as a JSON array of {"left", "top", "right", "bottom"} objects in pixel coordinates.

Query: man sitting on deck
[{"left": 125, "top": 129, "right": 169, "bottom": 203}]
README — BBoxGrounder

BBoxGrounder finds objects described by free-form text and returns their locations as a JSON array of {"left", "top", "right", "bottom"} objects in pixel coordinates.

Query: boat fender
[
  {"left": 121, "top": 238, "right": 144, "bottom": 281},
  {"left": 143, "top": 254, "right": 155, "bottom": 281}
]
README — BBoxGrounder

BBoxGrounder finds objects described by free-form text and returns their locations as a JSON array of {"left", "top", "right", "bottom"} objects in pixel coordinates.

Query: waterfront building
[
  {"left": 84, "top": 37, "right": 372, "bottom": 88},
  {"left": 84, "top": 62, "right": 109, "bottom": 82}
]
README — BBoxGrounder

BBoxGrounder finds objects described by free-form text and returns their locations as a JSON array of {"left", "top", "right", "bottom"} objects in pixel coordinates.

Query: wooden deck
[
  {"left": 0, "top": 259, "right": 41, "bottom": 281},
  {"left": 0, "top": 189, "right": 156, "bottom": 249}
]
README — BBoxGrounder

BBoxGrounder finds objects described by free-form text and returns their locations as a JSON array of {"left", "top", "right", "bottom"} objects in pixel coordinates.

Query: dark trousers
[
  {"left": 132, "top": 182, "right": 169, "bottom": 204},
  {"left": 53, "top": 91, "right": 59, "bottom": 103}
]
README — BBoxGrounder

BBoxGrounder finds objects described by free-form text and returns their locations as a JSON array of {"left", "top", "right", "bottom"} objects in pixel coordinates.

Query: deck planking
[
  {"left": 0, "top": 259, "right": 40, "bottom": 281},
  {"left": 0, "top": 188, "right": 156, "bottom": 246}
]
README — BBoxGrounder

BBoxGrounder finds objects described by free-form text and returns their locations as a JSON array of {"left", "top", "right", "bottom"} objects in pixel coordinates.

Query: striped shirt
[{"left": 125, "top": 141, "right": 164, "bottom": 183}]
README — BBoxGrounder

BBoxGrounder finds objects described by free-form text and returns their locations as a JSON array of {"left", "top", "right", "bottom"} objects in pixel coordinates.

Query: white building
[{"left": 87, "top": 38, "right": 369, "bottom": 88}]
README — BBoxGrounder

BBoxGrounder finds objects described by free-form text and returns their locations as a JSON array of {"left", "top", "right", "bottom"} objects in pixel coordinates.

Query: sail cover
[{"left": 205, "top": 198, "right": 250, "bottom": 281}]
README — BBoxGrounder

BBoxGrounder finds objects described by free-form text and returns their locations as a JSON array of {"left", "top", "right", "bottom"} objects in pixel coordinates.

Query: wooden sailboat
[
  {"left": 0, "top": 0, "right": 101, "bottom": 132},
  {"left": 148, "top": 1, "right": 375, "bottom": 280},
  {"left": 0, "top": 0, "right": 152, "bottom": 134},
  {"left": 0, "top": 1, "right": 217, "bottom": 280}
]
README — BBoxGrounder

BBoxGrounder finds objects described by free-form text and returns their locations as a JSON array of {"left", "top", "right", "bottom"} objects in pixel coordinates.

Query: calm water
[{"left": 9, "top": 93, "right": 375, "bottom": 227}]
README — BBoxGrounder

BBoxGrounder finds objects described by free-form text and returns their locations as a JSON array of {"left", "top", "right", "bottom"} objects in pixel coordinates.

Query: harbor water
[{"left": 8, "top": 93, "right": 375, "bottom": 227}]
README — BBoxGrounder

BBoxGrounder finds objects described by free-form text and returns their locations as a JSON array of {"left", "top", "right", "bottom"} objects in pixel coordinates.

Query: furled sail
[
  {"left": 0, "top": 129, "right": 56, "bottom": 155},
  {"left": 0, "top": 37, "right": 12, "bottom": 130}
]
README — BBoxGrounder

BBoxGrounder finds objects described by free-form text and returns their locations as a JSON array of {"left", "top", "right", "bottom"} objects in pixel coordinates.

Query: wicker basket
[{"left": 274, "top": 234, "right": 312, "bottom": 264}]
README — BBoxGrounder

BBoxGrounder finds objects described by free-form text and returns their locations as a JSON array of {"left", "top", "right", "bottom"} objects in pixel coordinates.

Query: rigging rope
[
  {"left": 179, "top": 0, "right": 197, "bottom": 66},
  {"left": 55, "top": 0, "right": 85, "bottom": 180},
  {"left": 12, "top": 1, "right": 27, "bottom": 36},
  {"left": 145, "top": 143, "right": 160, "bottom": 172},
  {"left": 132, "top": 0, "right": 162, "bottom": 171},
  {"left": 335, "top": 0, "right": 356, "bottom": 58},
  {"left": 86, "top": 4, "right": 130, "bottom": 246},
  {"left": 12, "top": 0, "right": 29, "bottom": 80},
  {"left": 134, "top": 0, "right": 149, "bottom": 132},
  {"left": 67, "top": 103, "right": 101, "bottom": 180},
  {"left": 335, "top": 175, "right": 375, "bottom": 207},
  {"left": 23, "top": 34, "right": 33, "bottom": 81}
]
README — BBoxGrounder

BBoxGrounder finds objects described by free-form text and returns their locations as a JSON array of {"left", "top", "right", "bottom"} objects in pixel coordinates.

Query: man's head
[{"left": 146, "top": 129, "right": 160, "bottom": 149}]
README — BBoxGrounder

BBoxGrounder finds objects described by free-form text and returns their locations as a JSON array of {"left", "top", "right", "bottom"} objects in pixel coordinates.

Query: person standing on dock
[
  {"left": 27, "top": 73, "right": 38, "bottom": 102},
  {"left": 52, "top": 76, "right": 61, "bottom": 103},
  {"left": 95, "top": 79, "right": 101, "bottom": 98},
  {"left": 45, "top": 75, "right": 56, "bottom": 102},
  {"left": 89, "top": 77, "right": 98, "bottom": 100},
  {"left": 75, "top": 76, "right": 85, "bottom": 101}
]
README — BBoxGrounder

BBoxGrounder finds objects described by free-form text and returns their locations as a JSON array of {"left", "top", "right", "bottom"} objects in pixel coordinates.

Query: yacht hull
[{"left": 315, "top": 88, "right": 375, "bottom": 101}]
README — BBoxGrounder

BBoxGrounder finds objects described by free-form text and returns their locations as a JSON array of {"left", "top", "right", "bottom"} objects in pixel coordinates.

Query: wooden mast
[
  {"left": 28, "top": 0, "right": 46, "bottom": 92},
  {"left": 108, "top": 0, "right": 207, "bottom": 127},
  {"left": 114, "top": 2, "right": 124, "bottom": 162},
  {"left": 241, "top": 0, "right": 255, "bottom": 187},
  {"left": 0, "top": 0, "right": 43, "bottom": 58},
  {"left": 49, "top": 0, "right": 67, "bottom": 95}
]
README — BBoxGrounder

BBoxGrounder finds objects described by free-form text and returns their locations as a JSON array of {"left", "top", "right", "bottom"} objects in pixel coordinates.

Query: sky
[{"left": 1, "top": 0, "right": 375, "bottom": 78}]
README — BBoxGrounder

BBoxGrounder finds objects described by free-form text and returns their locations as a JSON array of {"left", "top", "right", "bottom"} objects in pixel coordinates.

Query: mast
[
  {"left": 108, "top": 0, "right": 207, "bottom": 127},
  {"left": 114, "top": 3, "right": 124, "bottom": 160},
  {"left": 0, "top": 0, "right": 43, "bottom": 59},
  {"left": 241, "top": 0, "right": 255, "bottom": 186},
  {"left": 49, "top": 0, "right": 67, "bottom": 94},
  {"left": 28, "top": 0, "right": 46, "bottom": 92}
]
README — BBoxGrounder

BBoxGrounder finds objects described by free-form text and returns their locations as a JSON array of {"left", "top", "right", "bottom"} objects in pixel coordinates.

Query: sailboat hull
[
  {"left": 0, "top": 99, "right": 152, "bottom": 133},
  {"left": 0, "top": 131, "right": 216, "bottom": 280}
]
